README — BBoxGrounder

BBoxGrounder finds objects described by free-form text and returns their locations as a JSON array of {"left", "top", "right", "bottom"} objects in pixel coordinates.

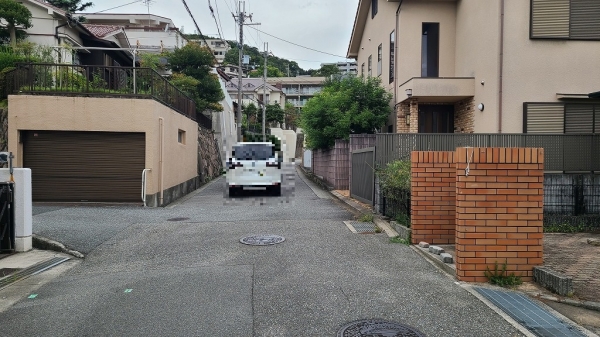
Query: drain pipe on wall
[
  {"left": 498, "top": 0, "right": 505, "bottom": 133},
  {"left": 159, "top": 118, "right": 164, "bottom": 206},
  {"left": 394, "top": 1, "right": 403, "bottom": 130}
]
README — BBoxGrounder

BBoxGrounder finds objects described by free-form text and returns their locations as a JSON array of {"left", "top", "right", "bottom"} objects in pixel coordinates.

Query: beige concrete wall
[
  {"left": 454, "top": 0, "right": 501, "bottom": 133},
  {"left": 7, "top": 95, "right": 198, "bottom": 197},
  {"left": 397, "top": 0, "right": 457, "bottom": 84},
  {"left": 501, "top": 0, "right": 600, "bottom": 133}
]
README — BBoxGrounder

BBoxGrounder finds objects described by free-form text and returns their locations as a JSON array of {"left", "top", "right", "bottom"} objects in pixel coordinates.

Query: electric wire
[
  {"left": 208, "top": 0, "right": 225, "bottom": 42},
  {"left": 246, "top": 26, "right": 348, "bottom": 59},
  {"left": 90, "top": 0, "right": 144, "bottom": 14},
  {"left": 180, "top": 0, "right": 219, "bottom": 63},
  {"left": 213, "top": 0, "right": 227, "bottom": 40}
]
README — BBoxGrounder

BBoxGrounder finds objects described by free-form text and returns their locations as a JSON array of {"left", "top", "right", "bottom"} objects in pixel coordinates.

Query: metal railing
[
  {"left": 9, "top": 63, "right": 199, "bottom": 121},
  {"left": 376, "top": 133, "right": 600, "bottom": 172}
]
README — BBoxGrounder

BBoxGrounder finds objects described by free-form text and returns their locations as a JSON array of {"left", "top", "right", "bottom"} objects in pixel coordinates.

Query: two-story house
[
  {"left": 267, "top": 77, "right": 326, "bottom": 110},
  {"left": 226, "top": 78, "right": 285, "bottom": 109},
  {"left": 348, "top": 0, "right": 600, "bottom": 134},
  {"left": 195, "top": 39, "right": 230, "bottom": 64}
]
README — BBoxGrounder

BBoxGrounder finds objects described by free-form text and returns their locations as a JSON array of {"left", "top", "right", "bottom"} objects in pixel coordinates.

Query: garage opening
[{"left": 23, "top": 131, "right": 145, "bottom": 202}]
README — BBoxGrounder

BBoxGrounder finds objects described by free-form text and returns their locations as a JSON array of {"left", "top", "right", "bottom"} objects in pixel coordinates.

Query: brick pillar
[
  {"left": 411, "top": 151, "right": 456, "bottom": 245},
  {"left": 455, "top": 148, "right": 544, "bottom": 282}
]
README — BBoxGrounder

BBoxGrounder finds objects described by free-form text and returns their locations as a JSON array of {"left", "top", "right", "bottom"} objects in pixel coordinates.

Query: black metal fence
[
  {"left": 376, "top": 133, "right": 600, "bottom": 172},
  {"left": 197, "top": 113, "right": 213, "bottom": 130},
  {"left": 381, "top": 190, "right": 411, "bottom": 226},
  {"left": 9, "top": 63, "right": 201, "bottom": 122},
  {"left": 350, "top": 147, "right": 375, "bottom": 205},
  {"left": 0, "top": 183, "right": 15, "bottom": 253},
  {"left": 544, "top": 174, "right": 600, "bottom": 231}
]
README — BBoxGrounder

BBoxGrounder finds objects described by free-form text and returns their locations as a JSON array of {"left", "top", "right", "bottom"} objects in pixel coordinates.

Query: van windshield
[{"left": 233, "top": 144, "right": 274, "bottom": 161}]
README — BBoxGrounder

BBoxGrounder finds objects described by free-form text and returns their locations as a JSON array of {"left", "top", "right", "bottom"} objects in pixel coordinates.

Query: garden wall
[{"left": 312, "top": 139, "right": 349, "bottom": 190}]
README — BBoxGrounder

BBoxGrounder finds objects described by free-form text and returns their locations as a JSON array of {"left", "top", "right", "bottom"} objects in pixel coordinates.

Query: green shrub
[
  {"left": 394, "top": 213, "right": 411, "bottom": 228},
  {"left": 358, "top": 213, "right": 374, "bottom": 222},
  {"left": 0, "top": 66, "right": 16, "bottom": 99},
  {"left": 55, "top": 69, "right": 86, "bottom": 90},
  {"left": 376, "top": 160, "right": 411, "bottom": 201}
]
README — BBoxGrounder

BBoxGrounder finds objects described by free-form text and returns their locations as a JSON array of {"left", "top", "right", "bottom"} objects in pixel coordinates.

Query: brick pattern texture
[
  {"left": 396, "top": 98, "right": 418, "bottom": 133},
  {"left": 411, "top": 151, "right": 456, "bottom": 245},
  {"left": 312, "top": 139, "right": 349, "bottom": 190},
  {"left": 396, "top": 98, "right": 475, "bottom": 134},
  {"left": 455, "top": 147, "right": 544, "bottom": 282},
  {"left": 454, "top": 98, "right": 475, "bottom": 133}
]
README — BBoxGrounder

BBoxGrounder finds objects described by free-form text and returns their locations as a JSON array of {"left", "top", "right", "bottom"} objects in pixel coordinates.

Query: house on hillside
[
  {"left": 320, "top": 61, "right": 358, "bottom": 75},
  {"left": 21, "top": 0, "right": 133, "bottom": 65},
  {"left": 195, "top": 39, "right": 230, "bottom": 64},
  {"left": 347, "top": 0, "right": 600, "bottom": 134},
  {"left": 266, "top": 77, "right": 326, "bottom": 110},
  {"left": 226, "top": 78, "right": 286, "bottom": 109},
  {"left": 82, "top": 13, "right": 187, "bottom": 53}
]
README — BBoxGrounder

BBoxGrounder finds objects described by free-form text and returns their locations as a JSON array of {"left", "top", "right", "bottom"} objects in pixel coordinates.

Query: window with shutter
[
  {"left": 570, "top": 0, "right": 600, "bottom": 39},
  {"left": 565, "top": 104, "right": 594, "bottom": 133},
  {"left": 531, "top": 0, "right": 600, "bottom": 40},
  {"left": 524, "top": 103, "right": 565, "bottom": 133}
]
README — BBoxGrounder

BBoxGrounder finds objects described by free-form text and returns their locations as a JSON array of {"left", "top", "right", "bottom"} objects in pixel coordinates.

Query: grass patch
[
  {"left": 394, "top": 213, "right": 411, "bottom": 228},
  {"left": 484, "top": 261, "right": 522, "bottom": 288},
  {"left": 389, "top": 235, "right": 410, "bottom": 245},
  {"left": 358, "top": 213, "right": 374, "bottom": 223}
]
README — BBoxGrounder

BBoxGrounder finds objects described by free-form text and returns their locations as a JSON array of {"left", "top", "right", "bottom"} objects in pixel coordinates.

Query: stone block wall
[
  {"left": 198, "top": 125, "right": 223, "bottom": 183},
  {"left": 396, "top": 98, "right": 418, "bottom": 133},
  {"left": 411, "top": 151, "right": 456, "bottom": 245},
  {"left": 312, "top": 139, "right": 349, "bottom": 190},
  {"left": 455, "top": 147, "right": 544, "bottom": 282}
]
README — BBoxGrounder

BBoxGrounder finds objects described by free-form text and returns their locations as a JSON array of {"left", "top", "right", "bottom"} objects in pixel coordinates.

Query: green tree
[
  {"left": 167, "top": 42, "right": 224, "bottom": 112},
  {"left": 264, "top": 103, "right": 285, "bottom": 125},
  {"left": 311, "top": 64, "right": 340, "bottom": 77},
  {"left": 300, "top": 76, "right": 392, "bottom": 150},
  {"left": 0, "top": 0, "right": 32, "bottom": 47},
  {"left": 248, "top": 65, "right": 284, "bottom": 78},
  {"left": 243, "top": 102, "right": 258, "bottom": 124},
  {"left": 46, "top": 0, "right": 93, "bottom": 13},
  {"left": 284, "top": 102, "right": 299, "bottom": 130},
  {"left": 223, "top": 41, "right": 305, "bottom": 77}
]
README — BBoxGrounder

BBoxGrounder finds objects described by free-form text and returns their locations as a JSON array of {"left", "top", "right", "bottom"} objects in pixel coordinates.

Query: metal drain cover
[
  {"left": 240, "top": 235, "right": 285, "bottom": 246},
  {"left": 337, "top": 319, "right": 426, "bottom": 337},
  {"left": 167, "top": 217, "right": 189, "bottom": 222}
]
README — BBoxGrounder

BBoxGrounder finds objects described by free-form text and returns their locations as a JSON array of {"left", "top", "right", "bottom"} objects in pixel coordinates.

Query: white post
[{"left": 0, "top": 169, "right": 32, "bottom": 252}]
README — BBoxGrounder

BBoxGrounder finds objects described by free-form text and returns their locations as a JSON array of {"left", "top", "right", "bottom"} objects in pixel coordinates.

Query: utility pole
[
  {"left": 262, "top": 42, "right": 268, "bottom": 142},
  {"left": 233, "top": 1, "right": 260, "bottom": 142}
]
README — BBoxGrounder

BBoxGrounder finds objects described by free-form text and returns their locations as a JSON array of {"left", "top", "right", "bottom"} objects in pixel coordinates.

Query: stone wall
[
  {"left": 454, "top": 98, "right": 475, "bottom": 133},
  {"left": 312, "top": 139, "right": 349, "bottom": 190},
  {"left": 198, "top": 125, "right": 223, "bottom": 183},
  {"left": 0, "top": 108, "right": 7, "bottom": 152},
  {"left": 396, "top": 98, "right": 419, "bottom": 133}
]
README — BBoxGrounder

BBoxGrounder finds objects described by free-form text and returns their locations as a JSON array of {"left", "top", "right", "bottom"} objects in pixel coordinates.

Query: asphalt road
[{"left": 1, "top": 168, "right": 524, "bottom": 336}]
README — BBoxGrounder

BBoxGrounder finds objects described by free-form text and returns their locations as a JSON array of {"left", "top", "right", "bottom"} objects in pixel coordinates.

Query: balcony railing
[{"left": 9, "top": 63, "right": 199, "bottom": 121}]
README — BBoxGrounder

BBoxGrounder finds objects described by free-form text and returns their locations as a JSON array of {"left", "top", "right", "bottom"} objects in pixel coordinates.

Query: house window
[
  {"left": 531, "top": 0, "right": 600, "bottom": 39},
  {"left": 377, "top": 44, "right": 382, "bottom": 76},
  {"left": 421, "top": 23, "right": 440, "bottom": 78},
  {"left": 368, "top": 55, "right": 372, "bottom": 77},
  {"left": 361, "top": 63, "right": 365, "bottom": 77},
  {"left": 389, "top": 30, "right": 395, "bottom": 83},
  {"left": 523, "top": 102, "right": 600, "bottom": 133},
  {"left": 178, "top": 129, "right": 186, "bottom": 144},
  {"left": 372, "top": 0, "right": 378, "bottom": 18}
]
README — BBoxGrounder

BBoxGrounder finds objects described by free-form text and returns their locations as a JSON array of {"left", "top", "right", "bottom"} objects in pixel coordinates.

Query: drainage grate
[
  {"left": 0, "top": 268, "right": 20, "bottom": 278},
  {"left": 337, "top": 319, "right": 426, "bottom": 337},
  {"left": 0, "top": 256, "right": 70, "bottom": 291},
  {"left": 475, "top": 287, "right": 587, "bottom": 337},
  {"left": 167, "top": 217, "right": 190, "bottom": 222},
  {"left": 240, "top": 235, "right": 285, "bottom": 246},
  {"left": 344, "top": 221, "right": 378, "bottom": 234}
]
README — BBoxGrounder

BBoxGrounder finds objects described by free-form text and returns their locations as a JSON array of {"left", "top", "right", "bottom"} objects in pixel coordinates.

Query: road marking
[
  {"left": 28, "top": 294, "right": 38, "bottom": 299},
  {"left": 124, "top": 289, "right": 133, "bottom": 293}
]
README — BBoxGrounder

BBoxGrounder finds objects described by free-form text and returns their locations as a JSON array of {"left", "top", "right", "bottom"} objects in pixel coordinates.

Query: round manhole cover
[
  {"left": 337, "top": 319, "right": 426, "bottom": 337},
  {"left": 240, "top": 235, "right": 285, "bottom": 246},
  {"left": 167, "top": 217, "right": 190, "bottom": 222}
]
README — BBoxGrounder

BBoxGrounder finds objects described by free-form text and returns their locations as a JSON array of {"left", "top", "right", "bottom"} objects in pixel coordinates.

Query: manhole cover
[
  {"left": 337, "top": 319, "right": 426, "bottom": 337},
  {"left": 240, "top": 235, "right": 285, "bottom": 246},
  {"left": 167, "top": 217, "right": 190, "bottom": 222}
]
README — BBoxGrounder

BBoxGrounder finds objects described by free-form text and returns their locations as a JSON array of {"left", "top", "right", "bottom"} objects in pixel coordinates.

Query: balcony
[
  {"left": 398, "top": 77, "right": 474, "bottom": 103},
  {"left": 7, "top": 63, "right": 201, "bottom": 122}
]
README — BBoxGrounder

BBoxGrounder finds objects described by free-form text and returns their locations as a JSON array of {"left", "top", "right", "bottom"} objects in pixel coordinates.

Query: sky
[{"left": 82, "top": 0, "right": 360, "bottom": 71}]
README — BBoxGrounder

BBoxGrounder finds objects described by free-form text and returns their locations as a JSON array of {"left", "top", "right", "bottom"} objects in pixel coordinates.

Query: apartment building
[
  {"left": 196, "top": 39, "right": 231, "bottom": 64},
  {"left": 347, "top": 0, "right": 600, "bottom": 134},
  {"left": 267, "top": 77, "right": 326, "bottom": 109},
  {"left": 320, "top": 61, "right": 358, "bottom": 75}
]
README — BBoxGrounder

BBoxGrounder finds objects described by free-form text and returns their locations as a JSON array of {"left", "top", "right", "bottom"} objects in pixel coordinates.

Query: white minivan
[{"left": 226, "top": 142, "right": 282, "bottom": 196}]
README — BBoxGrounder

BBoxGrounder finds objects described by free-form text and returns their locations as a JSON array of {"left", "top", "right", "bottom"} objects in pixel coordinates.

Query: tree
[
  {"left": 167, "top": 42, "right": 224, "bottom": 112},
  {"left": 300, "top": 76, "right": 392, "bottom": 150},
  {"left": 256, "top": 103, "right": 284, "bottom": 126},
  {"left": 0, "top": 0, "right": 32, "bottom": 47},
  {"left": 311, "top": 64, "right": 340, "bottom": 77},
  {"left": 243, "top": 102, "right": 258, "bottom": 129},
  {"left": 284, "top": 102, "right": 299, "bottom": 130},
  {"left": 248, "top": 65, "right": 284, "bottom": 78},
  {"left": 46, "top": 0, "right": 93, "bottom": 13}
]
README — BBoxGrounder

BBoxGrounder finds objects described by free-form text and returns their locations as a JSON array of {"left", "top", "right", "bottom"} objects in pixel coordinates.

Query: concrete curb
[
  {"left": 411, "top": 245, "right": 457, "bottom": 278},
  {"left": 32, "top": 235, "right": 84, "bottom": 259}
]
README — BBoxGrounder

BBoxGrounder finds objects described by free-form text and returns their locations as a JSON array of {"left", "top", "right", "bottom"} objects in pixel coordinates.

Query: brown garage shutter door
[{"left": 23, "top": 131, "right": 145, "bottom": 202}]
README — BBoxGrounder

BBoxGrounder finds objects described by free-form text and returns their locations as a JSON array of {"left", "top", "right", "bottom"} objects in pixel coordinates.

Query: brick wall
[
  {"left": 396, "top": 98, "right": 419, "bottom": 133},
  {"left": 455, "top": 147, "right": 544, "bottom": 282},
  {"left": 312, "top": 139, "right": 349, "bottom": 190},
  {"left": 411, "top": 151, "right": 456, "bottom": 245},
  {"left": 454, "top": 98, "right": 474, "bottom": 133}
]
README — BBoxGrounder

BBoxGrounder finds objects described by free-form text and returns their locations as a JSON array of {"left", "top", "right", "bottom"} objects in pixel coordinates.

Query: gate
[
  {"left": 0, "top": 183, "right": 15, "bottom": 253},
  {"left": 351, "top": 147, "right": 375, "bottom": 205}
]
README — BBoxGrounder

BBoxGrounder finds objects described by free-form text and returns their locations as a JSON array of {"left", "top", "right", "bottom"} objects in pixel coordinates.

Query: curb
[
  {"left": 411, "top": 245, "right": 457, "bottom": 278},
  {"left": 32, "top": 235, "right": 85, "bottom": 259}
]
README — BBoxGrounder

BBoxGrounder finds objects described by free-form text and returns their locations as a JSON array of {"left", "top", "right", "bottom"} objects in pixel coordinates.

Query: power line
[
  {"left": 180, "top": 0, "right": 219, "bottom": 63},
  {"left": 90, "top": 0, "right": 144, "bottom": 14},
  {"left": 246, "top": 26, "right": 347, "bottom": 59},
  {"left": 213, "top": 0, "right": 227, "bottom": 40},
  {"left": 207, "top": 0, "right": 225, "bottom": 42}
]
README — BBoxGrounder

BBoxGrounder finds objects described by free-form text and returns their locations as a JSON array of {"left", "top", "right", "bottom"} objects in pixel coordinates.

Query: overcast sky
[{"left": 83, "top": 0, "right": 359, "bottom": 70}]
